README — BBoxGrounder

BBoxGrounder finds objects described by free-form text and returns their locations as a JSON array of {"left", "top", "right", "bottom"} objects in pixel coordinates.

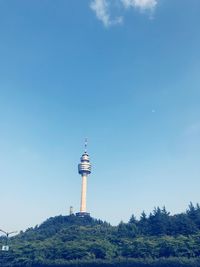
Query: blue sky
[{"left": 0, "top": 0, "right": 200, "bottom": 232}]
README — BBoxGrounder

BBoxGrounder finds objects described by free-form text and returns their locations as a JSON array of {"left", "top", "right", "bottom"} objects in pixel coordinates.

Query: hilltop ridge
[{"left": 1, "top": 203, "right": 200, "bottom": 267}]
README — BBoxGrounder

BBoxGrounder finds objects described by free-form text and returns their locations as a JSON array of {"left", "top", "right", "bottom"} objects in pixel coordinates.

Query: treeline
[
  {"left": 119, "top": 202, "right": 200, "bottom": 236},
  {"left": 1, "top": 203, "right": 200, "bottom": 267}
]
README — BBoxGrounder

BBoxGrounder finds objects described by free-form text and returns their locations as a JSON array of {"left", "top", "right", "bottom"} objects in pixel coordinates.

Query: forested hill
[{"left": 1, "top": 203, "right": 200, "bottom": 267}]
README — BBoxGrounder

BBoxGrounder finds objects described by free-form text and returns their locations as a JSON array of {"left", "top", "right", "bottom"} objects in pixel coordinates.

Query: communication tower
[{"left": 76, "top": 139, "right": 91, "bottom": 217}]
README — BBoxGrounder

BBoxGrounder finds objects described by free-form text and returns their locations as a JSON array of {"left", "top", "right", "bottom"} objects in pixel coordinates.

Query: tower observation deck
[{"left": 76, "top": 139, "right": 91, "bottom": 217}]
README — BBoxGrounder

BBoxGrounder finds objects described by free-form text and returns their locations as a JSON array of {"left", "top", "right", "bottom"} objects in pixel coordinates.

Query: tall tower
[{"left": 76, "top": 139, "right": 91, "bottom": 217}]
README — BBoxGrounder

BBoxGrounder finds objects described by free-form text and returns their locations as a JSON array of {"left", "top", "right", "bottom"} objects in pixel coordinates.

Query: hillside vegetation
[{"left": 1, "top": 203, "right": 200, "bottom": 266}]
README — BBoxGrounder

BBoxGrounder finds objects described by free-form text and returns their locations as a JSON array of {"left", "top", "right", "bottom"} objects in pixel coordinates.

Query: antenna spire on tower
[{"left": 84, "top": 138, "right": 88, "bottom": 153}]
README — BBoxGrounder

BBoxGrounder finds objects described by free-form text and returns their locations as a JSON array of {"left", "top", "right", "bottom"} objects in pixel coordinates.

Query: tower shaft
[{"left": 80, "top": 174, "right": 87, "bottom": 212}]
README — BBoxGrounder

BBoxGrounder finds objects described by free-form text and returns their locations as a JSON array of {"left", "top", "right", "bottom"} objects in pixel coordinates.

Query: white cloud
[
  {"left": 90, "top": 0, "right": 123, "bottom": 27},
  {"left": 121, "top": 0, "right": 157, "bottom": 11},
  {"left": 90, "top": 0, "right": 158, "bottom": 27}
]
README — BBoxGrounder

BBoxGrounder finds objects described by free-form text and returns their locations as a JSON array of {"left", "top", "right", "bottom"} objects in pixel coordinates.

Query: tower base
[{"left": 76, "top": 212, "right": 90, "bottom": 217}]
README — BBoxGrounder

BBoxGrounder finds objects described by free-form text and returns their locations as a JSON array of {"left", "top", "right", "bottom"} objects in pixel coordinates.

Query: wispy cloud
[
  {"left": 90, "top": 0, "right": 158, "bottom": 27},
  {"left": 90, "top": 0, "right": 123, "bottom": 27},
  {"left": 121, "top": 0, "right": 157, "bottom": 11}
]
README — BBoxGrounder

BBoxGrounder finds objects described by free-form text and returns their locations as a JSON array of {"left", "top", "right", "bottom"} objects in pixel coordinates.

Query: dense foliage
[{"left": 1, "top": 203, "right": 200, "bottom": 266}]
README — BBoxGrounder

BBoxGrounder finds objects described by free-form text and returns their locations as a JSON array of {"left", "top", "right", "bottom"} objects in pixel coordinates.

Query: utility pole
[{"left": 0, "top": 229, "right": 17, "bottom": 251}]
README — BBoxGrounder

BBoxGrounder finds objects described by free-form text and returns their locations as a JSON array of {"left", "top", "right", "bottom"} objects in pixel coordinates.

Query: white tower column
[{"left": 80, "top": 174, "right": 87, "bottom": 212}]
